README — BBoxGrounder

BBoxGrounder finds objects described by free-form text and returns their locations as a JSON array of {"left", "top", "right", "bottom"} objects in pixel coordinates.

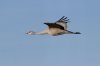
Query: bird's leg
[{"left": 64, "top": 30, "right": 81, "bottom": 34}]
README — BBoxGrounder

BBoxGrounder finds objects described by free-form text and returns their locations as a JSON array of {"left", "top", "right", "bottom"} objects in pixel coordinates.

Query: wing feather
[
  {"left": 44, "top": 23, "right": 64, "bottom": 30},
  {"left": 55, "top": 16, "right": 70, "bottom": 30}
]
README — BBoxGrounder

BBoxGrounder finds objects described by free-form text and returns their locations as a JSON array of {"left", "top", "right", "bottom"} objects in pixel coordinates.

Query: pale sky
[{"left": 0, "top": 0, "right": 100, "bottom": 66}]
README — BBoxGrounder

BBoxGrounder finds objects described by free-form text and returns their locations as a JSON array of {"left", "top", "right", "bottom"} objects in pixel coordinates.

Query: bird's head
[{"left": 25, "top": 31, "right": 36, "bottom": 35}]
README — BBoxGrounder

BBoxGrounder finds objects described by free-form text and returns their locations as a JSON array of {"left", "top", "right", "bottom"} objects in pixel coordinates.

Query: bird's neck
[{"left": 34, "top": 30, "right": 48, "bottom": 35}]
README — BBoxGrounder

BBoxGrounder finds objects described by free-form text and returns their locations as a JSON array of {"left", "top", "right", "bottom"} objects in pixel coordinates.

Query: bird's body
[
  {"left": 48, "top": 28, "right": 64, "bottom": 36},
  {"left": 26, "top": 16, "right": 81, "bottom": 36}
]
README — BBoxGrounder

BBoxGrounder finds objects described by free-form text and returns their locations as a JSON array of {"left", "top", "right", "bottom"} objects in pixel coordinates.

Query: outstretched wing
[
  {"left": 55, "top": 16, "right": 70, "bottom": 30},
  {"left": 44, "top": 23, "right": 64, "bottom": 30}
]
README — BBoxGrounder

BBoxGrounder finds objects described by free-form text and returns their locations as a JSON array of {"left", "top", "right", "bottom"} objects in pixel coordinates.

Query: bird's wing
[
  {"left": 55, "top": 16, "right": 70, "bottom": 30},
  {"left": 44, "top": 23, "right": 64, "bottom": 30},
  {"left": 56, "top": 16, "right": 69, "bottom": 23}
]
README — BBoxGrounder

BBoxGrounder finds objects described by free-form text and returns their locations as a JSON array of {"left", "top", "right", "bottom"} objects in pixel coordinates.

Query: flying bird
[{"left": 26, "top": 16, "right": 81, "bottom": 36}]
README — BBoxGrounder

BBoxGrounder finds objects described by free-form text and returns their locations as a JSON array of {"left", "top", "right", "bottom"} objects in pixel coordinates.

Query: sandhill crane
[{"left": 26, "top": 16, "right": 81, "bottom": 36}]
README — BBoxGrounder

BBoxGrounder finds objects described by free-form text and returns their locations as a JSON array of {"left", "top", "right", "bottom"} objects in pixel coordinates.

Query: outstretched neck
[
  {"left": 26, "top": 29, "right": 48, "bottom": 35},
  {"left": 34, "top": 31, "right": 48, "bottom": 35}
]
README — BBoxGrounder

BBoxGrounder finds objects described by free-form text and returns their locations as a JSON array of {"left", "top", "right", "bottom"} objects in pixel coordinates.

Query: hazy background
[{"left": 0, "top": 0, "right": 100, "bottom": 66}]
